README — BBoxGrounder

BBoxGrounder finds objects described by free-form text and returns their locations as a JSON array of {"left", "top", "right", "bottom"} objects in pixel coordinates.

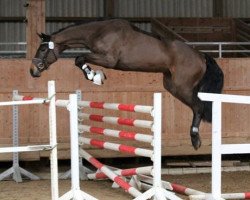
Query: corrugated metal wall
[
  {"left": 113, "top": 0, "right": 213, "bottom": 31},
  {"left": 0, "top": 0, "right": 26, "bottom": 16},
  {"left": 0, "top": 0, "right": 26, "bottom": 54},
  {"left": 45, "top": 0, "right": 104, "bottom": 35},
  {"left": 114, "top": 0, "right": 213, "bottom": 17},
  {"left": 223, "top": 0, "right": 250, "bottom": 17},
  {"left": 0, "top": 0, "right": 249, "bottom": 53},
  {"left": 45, "top": 0, "right": 214, "bottom": 33},
  {"left": 46, "top": 0, "right": 104, "bottom": 17}
]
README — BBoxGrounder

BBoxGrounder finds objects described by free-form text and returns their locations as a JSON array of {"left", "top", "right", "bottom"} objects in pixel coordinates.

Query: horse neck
[{"left": 52, "top": 24, "right": 96, "bottom": 51}]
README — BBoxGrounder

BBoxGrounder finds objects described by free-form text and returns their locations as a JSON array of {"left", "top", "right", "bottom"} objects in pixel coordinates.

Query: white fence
[
  {"left": 197, "top": 92, "right": 250, "bottom": 200},
  {"left": 0, "top": 81, "right": 59, "bottom": 200}
]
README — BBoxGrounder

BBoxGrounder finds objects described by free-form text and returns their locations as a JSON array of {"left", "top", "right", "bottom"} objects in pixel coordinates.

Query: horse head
[{"left": 30, "top": 33, "right": 58, "bottom": 77}]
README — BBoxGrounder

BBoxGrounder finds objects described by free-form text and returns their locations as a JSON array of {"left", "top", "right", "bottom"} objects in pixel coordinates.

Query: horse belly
[{"left": 119, "top": 45, "right": 169, "bottom": 72}]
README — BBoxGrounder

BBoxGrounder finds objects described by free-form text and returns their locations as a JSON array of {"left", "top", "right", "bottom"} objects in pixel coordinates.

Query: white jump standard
[
  {"left": 56, "top": 94, "right": 97, "bottom": 200},
  {"left": 0, "top": 81, "right": 59, "bottom": 200},
  {"left": 197, "top": 92, "right": 250, "bottom": 200}
]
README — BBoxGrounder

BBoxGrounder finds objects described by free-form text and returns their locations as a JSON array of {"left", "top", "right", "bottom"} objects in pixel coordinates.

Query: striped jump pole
[
  {"left": 13, "top": 94, "right": 48, "bottom": 103},
  {"left": 79, "top": 137, "right": 153, "bottom": 158},
  {"left": 137, "top": 176, "right": 205, "bottom": 197},
  {"left": 78, "top": 125, "right": 153, "bottom": 143},
  {"left": 190, "top": 193, "right": 250, "bottom": 200},
  {"left": 0, "top": 94, "right": 47, "bottom": 106},
  {"left": 138, "top": 175, "right": 250, "bottom": 200},
  {"left": 80, "top": 148, "right": 142, "bottom": 198},
  {"left": 77, "top": 100, "right": 153, "bottom": 114},
  {"left": 170, "top": 182, "right": 204, "bottom": 196},
  {"left": 78, "top": 113, "right": 153, "bottom": 129},
  {"left": 87, "top": 166, "right": 152, "bottom": 180}
]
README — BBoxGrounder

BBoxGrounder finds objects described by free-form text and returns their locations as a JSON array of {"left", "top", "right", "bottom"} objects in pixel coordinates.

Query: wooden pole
[
  {"left": 25, "top": 0, "right": 45, "bottom": 59},
  {"left": 104, "top": 0, "right": 115, "bottom": 18},
  {"left": 213, "top": 0, "right": 223, "bottom": 17}
]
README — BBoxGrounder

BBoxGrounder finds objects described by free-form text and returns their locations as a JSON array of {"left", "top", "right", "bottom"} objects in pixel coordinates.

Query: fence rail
[{"left": 187, "top": 42, "right": 250, "bottom": 58}]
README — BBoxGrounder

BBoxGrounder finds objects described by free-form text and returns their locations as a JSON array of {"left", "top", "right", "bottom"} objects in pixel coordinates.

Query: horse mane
[
  {"left": 51, "top": 18, "right": 163, "bottom": 42},
  {"left": 51, "top": 25, "right": 74, "bottom": 35},
  {"left": 51, "top": 18, "right": 112, "bottom": 35}
]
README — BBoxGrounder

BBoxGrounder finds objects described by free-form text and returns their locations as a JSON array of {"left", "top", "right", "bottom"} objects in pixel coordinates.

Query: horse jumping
[{"left": 30, "top": 19, "right": 224, "bottom": 150}]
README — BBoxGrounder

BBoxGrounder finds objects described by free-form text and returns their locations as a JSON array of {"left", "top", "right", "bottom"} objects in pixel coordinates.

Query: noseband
[{"left": 34, "top": 41, "right": 57, "bottom": 71}]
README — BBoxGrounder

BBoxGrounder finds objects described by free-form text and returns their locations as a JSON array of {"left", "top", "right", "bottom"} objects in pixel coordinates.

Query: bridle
[{"left": 33, "top": 41, "right": 57, "bottom": 71}]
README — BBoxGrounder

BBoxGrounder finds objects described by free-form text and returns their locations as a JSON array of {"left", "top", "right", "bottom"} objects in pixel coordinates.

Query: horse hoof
[
  {"left": 190, "top": 133, "right": 202, "bottom": 150},
  {"left": 96, "top": 70, "right": 106, "bottom": 80},
  {"left": 93, "top": 72, "right": 105, "bottom": 85}
]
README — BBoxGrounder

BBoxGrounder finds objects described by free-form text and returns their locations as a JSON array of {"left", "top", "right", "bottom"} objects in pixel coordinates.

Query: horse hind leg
[
  {"left": 190, "top": 54, "right": 224, "bottom": 150},
  {"left": 190, "top": 105, "right": 203, "bottom": 150},
  {"left": 163, "top": 72, "right": 203, "bottom": 150}
]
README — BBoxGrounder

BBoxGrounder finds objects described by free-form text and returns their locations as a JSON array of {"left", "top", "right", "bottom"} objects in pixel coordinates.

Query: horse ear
[
  {"left": 37, "top": 32, "right": 51, "bottom": 41},
  {"left": 37, "top": 32, "right": 43, "bottom": 39}
]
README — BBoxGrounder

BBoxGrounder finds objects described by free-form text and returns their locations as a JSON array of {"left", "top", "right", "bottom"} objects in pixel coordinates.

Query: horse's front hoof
[
  {"left": 190, "top": 132, "right": 202, "bottom": 150},
  {"left": 93, "top": 70, "right": 106, "bottom": 85}
]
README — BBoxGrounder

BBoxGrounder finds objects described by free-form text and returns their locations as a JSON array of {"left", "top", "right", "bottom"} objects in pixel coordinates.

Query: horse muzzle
[
  {"left": 30, "top": 66, "right": 41, "bottom": 77},
  {"left": 30, "top": 58, "right": 44, "bottom": 77}
]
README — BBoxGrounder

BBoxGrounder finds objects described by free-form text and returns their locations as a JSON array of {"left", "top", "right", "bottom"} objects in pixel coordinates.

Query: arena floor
[{"left": 0, "top": 171, "right": 249, "bottom": 200}]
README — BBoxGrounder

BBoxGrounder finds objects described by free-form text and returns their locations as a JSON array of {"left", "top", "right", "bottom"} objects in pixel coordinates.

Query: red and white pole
[
  {"left": 79, "top": 137, "right": 153, "bottom": 158},
  {"left": 78, "top": 125, "right": 153, "bottom": 143},
  {"left": 78, "top": 113, "right": 153, "bottom": 129},
  {"left": 80, "top": 149, "right": 142, "bottom": 198},
  {"left": 87, "top": 166, "right": 152, "bottom": 180},
  {"left": 78, "top": 101, "right": 153, "bottom": 114}
]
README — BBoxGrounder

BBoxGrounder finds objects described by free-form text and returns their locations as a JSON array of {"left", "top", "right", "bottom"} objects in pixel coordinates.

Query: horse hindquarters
[{"left": 162, "top": 53, "right": 224, "bottom": 150}]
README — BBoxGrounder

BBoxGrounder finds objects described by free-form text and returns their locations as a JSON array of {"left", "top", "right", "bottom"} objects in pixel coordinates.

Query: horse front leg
[{"left": 75, "top": 55, "right": 106, "bottom": 85}]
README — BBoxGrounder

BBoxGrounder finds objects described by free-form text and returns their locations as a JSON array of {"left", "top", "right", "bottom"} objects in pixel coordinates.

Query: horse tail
[{"left": 197, "top": 53, "right": 224, "bottom": 122}]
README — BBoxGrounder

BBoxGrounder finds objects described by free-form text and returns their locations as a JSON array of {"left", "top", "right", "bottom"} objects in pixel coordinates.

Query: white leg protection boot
[
  {"left": 93, "top": 70, "right": 106, "bottom": 85},
  {"left": 82, "top": 64, "right": 95, "bottom": 80}
]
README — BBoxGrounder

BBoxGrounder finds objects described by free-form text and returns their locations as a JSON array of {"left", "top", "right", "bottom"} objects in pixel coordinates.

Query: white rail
[
  {"left": 0, "top": 145, "right": 53, "bottom": 153},
  {"left": 0, "top": 81, "right": 59, "bottom": 200},
  {"left": 198, "top": 92, "right": 250, "bottom": 200},
  {"left": 187, "top": 42, "right": 250, "bottom": 58}
]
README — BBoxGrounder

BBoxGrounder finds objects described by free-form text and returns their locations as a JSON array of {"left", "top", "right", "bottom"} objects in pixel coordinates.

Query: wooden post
[
  {"left": 104, "top": 0, "right": 115, "bottom": 18},
  {"left": 25, "top": 0, "right": 45, "bottom": 59},
  {"left": 213, "top": 0, "right": 223, "bottom": 17}
]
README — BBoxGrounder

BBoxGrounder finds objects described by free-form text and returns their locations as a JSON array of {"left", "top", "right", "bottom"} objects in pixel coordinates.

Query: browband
[{"left": 41, "top": 41, "right": 55, "bottom": 49}]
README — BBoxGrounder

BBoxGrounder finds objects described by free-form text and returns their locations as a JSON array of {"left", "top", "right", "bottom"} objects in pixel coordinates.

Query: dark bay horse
[{"left": 30, "top": 19, "right": 224, "bottom": 150}]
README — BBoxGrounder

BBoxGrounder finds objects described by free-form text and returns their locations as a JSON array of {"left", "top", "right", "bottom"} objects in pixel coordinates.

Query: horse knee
[{"left": 75, "top": 56, "right": 85, "bottom": 67}]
